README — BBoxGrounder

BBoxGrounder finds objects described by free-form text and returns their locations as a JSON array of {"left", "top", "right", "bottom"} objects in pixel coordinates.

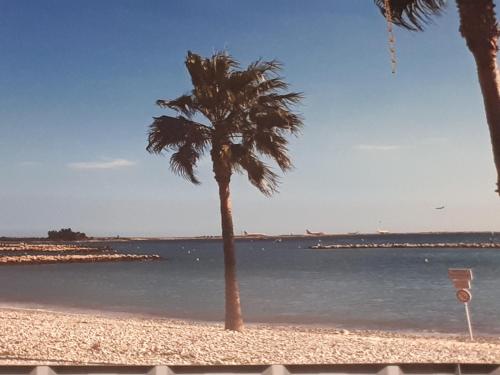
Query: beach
[
  {"left": 2, "top": 235, "right": 500, "bottom": 335},
  {"left": 0, "top": 307, "right": 499, "bottom": 365}
]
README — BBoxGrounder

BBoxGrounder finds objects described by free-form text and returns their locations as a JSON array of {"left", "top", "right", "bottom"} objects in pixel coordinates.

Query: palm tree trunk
[
  {"left": 216, "top": 173, "right": 244, "bottom": 331},
  {"left": 456, "top": 0, "right": 500, "bottom": 194}
]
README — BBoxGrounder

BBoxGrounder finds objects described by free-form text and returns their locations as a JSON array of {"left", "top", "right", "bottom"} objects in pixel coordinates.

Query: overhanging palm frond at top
[
  {"left": 373, "top": 0, "right": 500, "bottom": 194},
  {"left": 374, "top": 0, "right": 447, "bottom": 31}
]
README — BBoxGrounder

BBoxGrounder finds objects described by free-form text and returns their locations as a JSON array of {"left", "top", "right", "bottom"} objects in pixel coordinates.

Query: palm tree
[
  {"left": 375, "top": 0, "right": 500, "bottom": 195},
  {"left": 146, "top": 51, "right": 303, "bottom": 331}
]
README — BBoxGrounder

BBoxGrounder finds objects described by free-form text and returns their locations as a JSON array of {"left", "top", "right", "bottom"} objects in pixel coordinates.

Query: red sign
[
  {"left": 456, "top": 289, "right": 472, "bottom": 303},
  {"left": 448, "top": 268, "right": 473, "bottom": 281},
  {"left": 452, "top": 279, "right": 471, "bottom": 289}
]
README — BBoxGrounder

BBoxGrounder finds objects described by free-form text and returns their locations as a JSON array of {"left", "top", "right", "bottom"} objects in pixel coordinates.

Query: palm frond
[
  {"left": 225, "top": 71, "right": 261, "bottom": 96},
  {"left": 184, "top": 51, "right": 240, "bottom": 122},
  {"left": 146, "top": 115, "right": 210, "bottom": 154},
  {"left": 258, "top": 92, "right": 304, "bottom": 112},
  {"left": 247, "top": 59, "right": 283, "bottom": 78},
  {"left": 225, "top": 62, "right": 285, "bottom": 106},
  {"left": 170, "top": 143, "right": 202, "bottom": 184},
  {"left": 156, "top": 95, "right": 197, "bottom": 119},
  {"left": 211, "top": 50, "right": 240, "bottom": 84},
  {"left": 184, "top": 51, "right": 207, "bottom": 90},
  {"left": 374, "top": 0, "right": 447, "bottom": 31},
  {"left": 147, "top": 115, "right": 211, "bottom": 184},
  {"left": 224, "top": 61, "right": 304, "bottom": 138},
  {"left": 249, "top": 106, "right": 303, "bottom": 135},
  {"left": 230, "top": 144, "right": 280, "bottom": 196},
  {"left": 252, "top": 130, "right": 292, "bottom": 172},
  {"left": 255, "top": 78, "right": 289, "bottom": 94}
]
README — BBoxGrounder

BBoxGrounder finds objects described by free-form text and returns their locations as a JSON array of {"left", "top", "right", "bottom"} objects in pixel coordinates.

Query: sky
[{"left": 1, "top": 0, "right": 499, "bottom": 237}]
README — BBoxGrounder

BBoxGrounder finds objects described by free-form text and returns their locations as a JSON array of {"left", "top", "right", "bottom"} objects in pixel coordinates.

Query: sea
[{"left": 1, "top": 232, "right": 500, "bottom": 335}]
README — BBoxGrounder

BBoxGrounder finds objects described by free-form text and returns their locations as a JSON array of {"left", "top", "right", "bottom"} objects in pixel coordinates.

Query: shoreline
[
  {"left": 1, "top": 301, "right": 495, "bottom": 338},
  {"left": 0, "top": 304, "right": 499, "bottom": 364},
  {"left": 0, "top": 302, "right": 455, "bottom": 337},
  {"left": 0, "top": 300, "right": 500, "bottom": 341}
]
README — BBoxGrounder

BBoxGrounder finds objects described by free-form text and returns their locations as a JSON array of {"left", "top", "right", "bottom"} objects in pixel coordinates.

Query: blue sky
[{"left": 1, "top": 0, "right": 499, "bottom": 236}]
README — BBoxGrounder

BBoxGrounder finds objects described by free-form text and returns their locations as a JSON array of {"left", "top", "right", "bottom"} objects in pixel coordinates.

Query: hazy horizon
[
  {"left": 4, "top": 228, "right": 500, "bottom": 239},
  {"left": 2, "top": 0, "right": 500, "bottom": 237}
]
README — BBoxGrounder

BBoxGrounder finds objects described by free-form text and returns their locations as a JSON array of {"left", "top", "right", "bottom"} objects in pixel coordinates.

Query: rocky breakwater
[
  {"left": 0, "top": 242, "right": 162, "bottom": 265},
  {"left": 310, "top": 242, "right": 500, "bottom": 250},
  {"left": 0, "top": 243, "right": 102, "bottom": 253}
]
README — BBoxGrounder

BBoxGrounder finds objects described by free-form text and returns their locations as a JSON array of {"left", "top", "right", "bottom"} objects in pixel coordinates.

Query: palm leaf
[
  {"left": 147, "top": 115, "right": 209, "bottom": 152},
  {"left": 156, "top": 95, "right": 197, "bottom": 119},
  {"left": 374, "top": 0, "right": 447, "bottom": 31},
  {"left": 230, "top": 144, "right": 279, "bottom": 195},
  {"left": 146, "top": 115, "right": 211, "bottom": 184},
  {"left": 170, "top": 143, "right": 202, "bottom": 184},
  {"left": 253, "top": 130, "right": 292, "bottom": 172},
  {"left": 249, "top": 105, "right": 303, "bottom": 135}
]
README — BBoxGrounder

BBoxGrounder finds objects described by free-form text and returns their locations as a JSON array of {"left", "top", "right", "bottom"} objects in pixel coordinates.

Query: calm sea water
[{"left": 1, "top": 232, "right": 500, "bottom": 334}]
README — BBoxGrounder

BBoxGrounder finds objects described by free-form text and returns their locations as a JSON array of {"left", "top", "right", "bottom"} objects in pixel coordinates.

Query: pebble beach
[{"left": 0, "top": 307, "right": 499, "bottom": 365}]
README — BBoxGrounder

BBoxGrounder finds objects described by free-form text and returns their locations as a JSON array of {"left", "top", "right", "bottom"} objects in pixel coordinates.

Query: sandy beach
[{"left": 0, "top": 307, "right": 499, "bottom": 365}]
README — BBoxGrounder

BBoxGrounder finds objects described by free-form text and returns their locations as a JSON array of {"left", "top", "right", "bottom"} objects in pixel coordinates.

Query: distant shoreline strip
[{"left": 310, "top": 242, "right": 500, "bottom": 250}]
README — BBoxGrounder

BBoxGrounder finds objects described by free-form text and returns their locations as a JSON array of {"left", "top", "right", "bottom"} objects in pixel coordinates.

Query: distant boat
[
  {"left": 347, "top": 231, "right": 360, "bottom": 235},
  {"left": 377, "top": 230, "right": 390, "bottom": 234},
  {"left": 306, "top": 229, "right": 325, "bottom": 236},
  {"left": 435, "top": 206, "right": 445, "bottom": 210}
]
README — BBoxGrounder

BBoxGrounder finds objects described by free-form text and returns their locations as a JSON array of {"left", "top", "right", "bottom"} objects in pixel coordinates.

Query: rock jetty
[
  {"left": 0, "top": 243, "right": 103, "bottom": 253},
  {"left": 0, "top": 254, "right": 161, "bottom": 265},
  {"left": 310, "top": 242, "right": 500, "bottom": 250},
  {"left": 0, "top": 241, "right": 162, "bottom": 265}
]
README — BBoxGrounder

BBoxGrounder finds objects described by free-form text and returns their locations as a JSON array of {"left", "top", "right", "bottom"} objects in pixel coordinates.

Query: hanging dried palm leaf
[{"left": 384, "top": 0, "right": 397, "bottom": 74}]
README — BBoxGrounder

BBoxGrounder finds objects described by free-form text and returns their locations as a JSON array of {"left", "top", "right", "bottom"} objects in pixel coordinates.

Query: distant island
[{"left": 47, "top": 228, "right": 87, "bottom": 241}]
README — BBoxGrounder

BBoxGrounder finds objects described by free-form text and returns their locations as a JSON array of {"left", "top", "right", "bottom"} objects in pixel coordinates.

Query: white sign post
[{"left": 448, "top": 268, "right": 474, "bottom": 341}]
